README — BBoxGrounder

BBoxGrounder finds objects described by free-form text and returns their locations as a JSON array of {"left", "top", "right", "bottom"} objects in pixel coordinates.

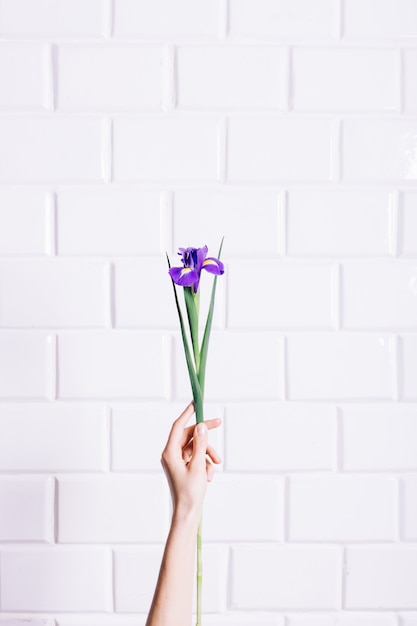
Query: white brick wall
[{"left": 0, "top": 1, "right": 416, "bottom": 624}]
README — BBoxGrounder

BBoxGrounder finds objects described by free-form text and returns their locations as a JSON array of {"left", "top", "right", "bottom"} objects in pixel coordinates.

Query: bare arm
[{"left": 145, "top": 403, "right": 221, "bottom": 626}]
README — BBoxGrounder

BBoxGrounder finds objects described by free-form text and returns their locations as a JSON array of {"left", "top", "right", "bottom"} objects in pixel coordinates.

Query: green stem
[{"left": 196, "top": 514, "right": 203, "bottom": 626}]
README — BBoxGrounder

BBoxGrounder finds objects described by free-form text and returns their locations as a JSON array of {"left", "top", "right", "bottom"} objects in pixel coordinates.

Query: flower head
[{"left": 168, "top": 245, "right": 224, "bottom": 294}]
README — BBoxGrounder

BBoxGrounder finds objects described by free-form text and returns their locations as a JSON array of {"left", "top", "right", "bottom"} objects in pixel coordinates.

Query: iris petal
[
  {"left": 195, "top": 245, "right": 208, "bottom": 271},
  {"left": 169, "top": 266, "right": 199, "bottom": 287},
  {"left": 201, "top": 257, "right": 224, "bottom": 275}
]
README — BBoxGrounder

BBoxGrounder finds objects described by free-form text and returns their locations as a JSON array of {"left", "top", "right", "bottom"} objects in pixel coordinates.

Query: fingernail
[{"left": 196, "top": 422, "right": 207, "bottom": 436}]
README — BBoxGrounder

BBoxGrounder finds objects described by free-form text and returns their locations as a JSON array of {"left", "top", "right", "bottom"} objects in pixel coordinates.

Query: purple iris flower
[{"left": 169, "top": 245, "right": 224, "bottom": 294}]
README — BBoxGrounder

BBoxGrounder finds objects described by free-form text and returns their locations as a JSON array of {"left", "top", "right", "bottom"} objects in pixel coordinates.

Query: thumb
[{"left": 190, "top": 422, "right": 208, "bottom": 467}]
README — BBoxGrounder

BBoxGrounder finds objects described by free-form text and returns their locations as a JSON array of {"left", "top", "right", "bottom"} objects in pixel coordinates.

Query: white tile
[
  {"left": 287, "top": 190, "right": 392, "bottom": 257},
  {"left": 343, "top": 405, "right": 417, "bottom": 471},
  {"left": 344, "top": 0, "right": 417, "bottom": 38},
  {"left": 57, "top": 189, "right": 162, "bottom": 256},
  {"left": 342, "top": 119, "right": 417, "bottom": 181},
  {"left": 399, "top": 335, "right": 417, "bottom": 400},
  {"left": 0, "top": 548, "right": 111, "bottom": 611},
  {"left": 0, "top": 189, "right": 49, "bottom": 255},
  {"left": 113, "top": 546, "right": 163, "bottom": 612},
  {"left": 174, "top": 332, "right": 284, "bottom": 401},
  {"left": 227, "top": 118, "right": 332, "bottom": 182},
  {"left": 403, "top": 475, "right": 417, "bottom": 540},
  {"left": 203, "top": 618, "right": 284, "bottom": 626},
  {"left": 57, "top": 476, "right": 169, "bottom": 543},
  {"left": 404, "top": 50, "right": 417, "bottom": 112},
  {"left": 0, "top": 0, "right": 105, "bottom": 36},
  {"left": 227, "top": 260, "right": 335, "bottom": 329},
  {"left": 228, "top": 0, "right": 336, "bottom": 39},
  {"left": 204, "top": 474, "right": 284, "bottom": 541},
  {"left": 287, "top": 616, "right": 397, "bottom": 626},
  {"left": 173, "top": 190, "right": 281, "bottom": 258},
  {"left": 0, "top": 117, "right": 104, "bottom": 183},
  {"left": 342, "top": 261, "right": 417, "bottom": 329},
  {"left": 0, "top": 621, "right": 55, "bottom": 626},
  {"left": 58, "top": 332, "right": 167, "bottom": 400},
  {"left": 0, "top": 332, "right": 53, "bottom": 399},
  {"left": 287, "top": 334, "right": 395, "bottom": 400},
  {"left": 289, "top": 476, "right": 396, "bottom": 542},
  {"left": 0, "top": 477, "right": 53, "bottom": 542},
  {"left": 0, "top": 405, "right": 107, "bottom": 472},
  {"left": 225, "top": 403, "right": 336, "bottom": 471},
  {"left": 114, "top": 258, "right": 176, "bottom": 328},
  {"left": 0, "top": 260, "right": 108, "bottom": 327},
  {"left": 57, "top": 45, "right": 163, "bottom": 110},
  {"left": 177, "top": 45, "right": 283, "bottom": 109},
  {"left": 292, "top": 48, "right": 398, "bottom": 111},
  {"left": 113, "top": 0, "right": 218, "bottom": 37},
  {"left": 113, "top": 117, "right": 218, "bottom": 182},
  {"left": 345, "top": 547, "right": 417, "bottom": 609},
  {"left": 0, "top": 43, "right": 47, "bottom": 109},
  {"left": 112, "top": 404, "right": 179, "bottom": 471},
  {"left": 400, "top": 192, "right": 417, "bottom": 257},
  {"left": 232, "top": 546, "right": 341, "bottom": 609}
]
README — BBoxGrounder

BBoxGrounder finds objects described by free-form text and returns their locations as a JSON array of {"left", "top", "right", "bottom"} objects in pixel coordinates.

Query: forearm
[{"left": 146, "top": 508, "right": 200, "bottom": 626}]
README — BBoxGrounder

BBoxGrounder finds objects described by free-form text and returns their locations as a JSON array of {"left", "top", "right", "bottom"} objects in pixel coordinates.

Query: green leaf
[
  {"left": 184, "top": 286, "right": 200, "bottom": 373},
  {"left": 198, "top": 237, "right": 224, "bottom": 397},
  {"left": 166, "top": 254, "right": 204, "bottom": 422}
]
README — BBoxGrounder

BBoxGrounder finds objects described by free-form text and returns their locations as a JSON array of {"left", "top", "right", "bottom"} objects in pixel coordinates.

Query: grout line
[
  {"left": 53, "top": 476, "right": 59, "bottom": 544},
  {"left": 47, "top": 333, "right": 57, "bottom": 402},
  {"left": 399, "top": 48, "right": 405, "bottom": 114},
  {"left": 101, "top": 117, "right": 113, "bottom": 183},
  {"left": 391, "top": 334, "right": 400, "bottom": 402},
  {"left": 44, "top": 43, "right": 55, "bottom": 111},
  {"left": 280, "top": 335, "right": 287, "bottom": 401},
  {"left": 341, "top": 545, "right": 347, "bottom": 609},
  {"left": 107, "top": 262, "right": 115, "bottom": 329},
  {"left": 330, "top": 117, "right": 342, "bottom": 183},
  {"left": 109, "top": 547, "right": 116, "bottom": 612},
  {"left": 284, "top": 475, "right": 290, "bottom": 542},
  {"left": 162, "top": 44, "right": 176, "bottom": 112},
  {"left": 281, "top": 45, "right": 291, "bottom": 113},
  {"left": 336, "top": 406, "right": 344, "bottom": 472},
  {"left": 218, "top": 271, "right": 227, "bottom": 331},
  {"left": 217, "top": 116, "right": 228, "bottom": 183},
  {"left": 226, "top": 545, "right": 233, "bottom": 610},
  {"left": 54, "top": 333, "right": 60, "bottom": 402},
  {"left": 389, "top": 190, "right": 400, "bottom": 258},
  {"left": 160, "top": 189, "right": 173, "bottom": 253},
  {"left": 102, "top": 0, "right": 114, "bottom": 38},
  {"left": 106, "top": 405, "right": 112, "bottom": 473},
  {"left": 223, "top": 267, "right": 230, "bottom": 330},
  {"left": 45, "top": 190, "right": 56, "bottom": 256},
  {"left": 278, "top": 189, "right": 287, "bottom": 257},
  {"left": 218, "top": 0, "right": 229, "bottom": 39},
  {"left": 331, "top": 262, "right": 341, "bottom": 331},
  {"left": 163, "top": 334, "right": 173, "bottom": 401},
  {"left": 49, "top": 476, "right": 57, "bottom": 544},
  {"left": 397, "top": 476, "right": 403, "bottom": 543},
  {"left": 336, "top": 0, "right": 344, "bottom": 40}
]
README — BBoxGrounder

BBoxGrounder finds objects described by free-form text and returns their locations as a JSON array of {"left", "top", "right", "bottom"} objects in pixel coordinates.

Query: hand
[{"left": 161, "top": 403, "right": 222, "bottom": 521}]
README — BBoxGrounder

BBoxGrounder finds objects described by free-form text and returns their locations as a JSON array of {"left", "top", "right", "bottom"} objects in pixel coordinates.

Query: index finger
[{"left": 164, "top": 402, "right": 195, "bottom": 450}]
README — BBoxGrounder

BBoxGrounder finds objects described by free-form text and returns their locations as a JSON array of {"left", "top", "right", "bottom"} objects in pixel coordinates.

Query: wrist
[{"left": 172, "top": 503, "right": 201, "bottom": 531}]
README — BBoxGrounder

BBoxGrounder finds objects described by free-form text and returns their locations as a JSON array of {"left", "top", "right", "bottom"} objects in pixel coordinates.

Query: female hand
[{"left": 161, "top": 402, "right": 222, "bottom": 520}]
